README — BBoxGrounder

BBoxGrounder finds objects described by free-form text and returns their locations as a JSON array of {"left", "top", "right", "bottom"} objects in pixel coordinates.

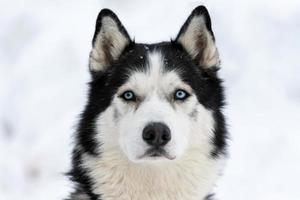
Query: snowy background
[{"left": 1, "top": 0, "right": 300, "bottom": 199}]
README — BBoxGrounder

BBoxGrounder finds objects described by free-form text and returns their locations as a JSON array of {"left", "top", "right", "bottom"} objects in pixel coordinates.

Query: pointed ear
[
  {"left": 176, "top": 6, "right": 220, "bottom": 70},
  {"left": 89, "top": 9, "right": 131, "bottom": 72}
]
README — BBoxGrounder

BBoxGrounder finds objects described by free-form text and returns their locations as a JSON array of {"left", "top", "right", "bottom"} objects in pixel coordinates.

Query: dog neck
[{"left": 81, "top": 148, "right": 224, "bottom": 200}]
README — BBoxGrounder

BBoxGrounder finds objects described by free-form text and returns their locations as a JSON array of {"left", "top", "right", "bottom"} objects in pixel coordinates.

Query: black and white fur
[{"left": 68, "top": 6, "right": 227, "bottom": 200}]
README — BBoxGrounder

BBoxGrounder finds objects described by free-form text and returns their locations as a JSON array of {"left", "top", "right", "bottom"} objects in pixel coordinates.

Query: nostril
[
  {"left": 160, "top": 128, "right": 171, "bottom": 146},
  {"left": 143, "top": 130, "right": 155, "bottom": 141},
  {"left": 162, "top": 131, "right": 171, "bottom": 141}
]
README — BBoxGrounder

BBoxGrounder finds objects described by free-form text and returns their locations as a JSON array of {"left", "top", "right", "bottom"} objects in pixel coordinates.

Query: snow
[{"left": 1, "top": 0, "right": 300, "bottom": 199}]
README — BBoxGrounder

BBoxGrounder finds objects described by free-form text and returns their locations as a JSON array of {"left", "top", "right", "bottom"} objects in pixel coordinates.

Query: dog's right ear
[{"left": 89, "top": 9, "right": 131, "bottom": 72}]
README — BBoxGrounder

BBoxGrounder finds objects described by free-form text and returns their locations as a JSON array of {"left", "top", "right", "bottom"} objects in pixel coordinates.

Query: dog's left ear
[
  {"left": 89, "top": 9, "right": 131, "bottom": 72},
  {"left": 176, "top": 6, "right": 220, "bottom": 70}
]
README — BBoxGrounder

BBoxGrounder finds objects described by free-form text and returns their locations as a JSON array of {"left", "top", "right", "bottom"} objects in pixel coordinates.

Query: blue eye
[
  {"left": 121, "top": 91, "right": 136, "bottom": 101},
  {"left": 174, "top": 89, "right": 189, "bottom": 101}
]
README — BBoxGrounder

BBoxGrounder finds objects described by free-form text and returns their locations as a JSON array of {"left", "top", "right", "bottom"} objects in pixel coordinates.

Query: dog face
[
  {"left": 114, "top": 51, "right": 208, "bottom": 162},
  {"left": 78, "top": 7, "right": 226, "bottom": 164}
]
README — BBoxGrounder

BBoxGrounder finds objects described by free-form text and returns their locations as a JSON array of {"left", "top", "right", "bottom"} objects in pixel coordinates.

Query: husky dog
[{"left": 68, "top": 5, "right": 227, "bottom": 200}]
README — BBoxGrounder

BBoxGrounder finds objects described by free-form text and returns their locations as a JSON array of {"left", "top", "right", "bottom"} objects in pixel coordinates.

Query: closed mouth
[{"left": 140, "top": 147, "right": 175, "bottom": 160}]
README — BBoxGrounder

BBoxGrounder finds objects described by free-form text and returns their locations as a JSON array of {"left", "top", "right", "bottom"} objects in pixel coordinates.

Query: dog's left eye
[
  {"left": 174, "top": 89, "right": 190, "bottom": 101},
  {"left": 120, "top": 90, "right": 136, "bottom": 101}
]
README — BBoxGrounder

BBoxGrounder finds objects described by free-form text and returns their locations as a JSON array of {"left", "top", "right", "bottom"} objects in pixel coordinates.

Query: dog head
[{"left": 78, "top": 6, "right": 226, "bottom": 164}]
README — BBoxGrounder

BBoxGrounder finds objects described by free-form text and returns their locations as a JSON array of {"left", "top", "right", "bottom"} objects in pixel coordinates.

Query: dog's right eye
[{"left": 120, "top": 91, "right": 136, "bottom": 101}]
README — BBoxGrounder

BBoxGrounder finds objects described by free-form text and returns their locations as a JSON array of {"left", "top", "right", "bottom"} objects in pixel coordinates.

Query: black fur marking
[
  {"left": 67, "top": 149, "right": 100, "bottom": 200},
  {"left": 211, "top": 110, "right": 228, "bottom": 157}
]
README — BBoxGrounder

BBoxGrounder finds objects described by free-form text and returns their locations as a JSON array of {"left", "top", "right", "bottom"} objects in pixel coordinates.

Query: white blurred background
[{"left": 1, "top": 0, "right": 300, "bottom": 199}]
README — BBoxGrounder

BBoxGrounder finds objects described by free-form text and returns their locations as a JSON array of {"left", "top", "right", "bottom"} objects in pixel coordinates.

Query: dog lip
[{"left": 139, "top": 148, "right": 176, "bottom": 160}]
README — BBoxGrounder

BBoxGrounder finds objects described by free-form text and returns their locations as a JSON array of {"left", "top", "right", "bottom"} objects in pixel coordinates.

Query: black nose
[{"left": 142, "top": 122, "right": 171, "bottom": 147}]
